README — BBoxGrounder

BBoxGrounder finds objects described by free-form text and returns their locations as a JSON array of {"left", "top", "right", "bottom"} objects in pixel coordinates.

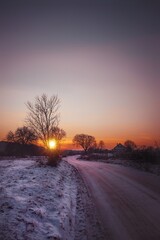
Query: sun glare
[{"left": 48, "top": 139, "right": 57, "bottom": 149}]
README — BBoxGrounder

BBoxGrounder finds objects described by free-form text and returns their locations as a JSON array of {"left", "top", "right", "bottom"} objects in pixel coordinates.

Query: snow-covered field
[
  {"left": 79, "top": 156, "right": 160, "bottom": 175},
  {"left": 103, "top": 159, "right": 160, "bottom": 175},
  {"left": 0, "top": 157, "right": 103, "bottom": 240}
]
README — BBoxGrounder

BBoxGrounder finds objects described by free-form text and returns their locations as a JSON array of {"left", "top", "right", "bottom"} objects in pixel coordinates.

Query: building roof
[{"left": 112, "top": 143, "right": 126, "bottom": 152}]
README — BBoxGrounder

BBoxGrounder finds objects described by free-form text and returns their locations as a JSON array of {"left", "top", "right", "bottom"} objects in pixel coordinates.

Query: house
[{"left": 112, "top": 143, "right": 126, "bottom": 155}]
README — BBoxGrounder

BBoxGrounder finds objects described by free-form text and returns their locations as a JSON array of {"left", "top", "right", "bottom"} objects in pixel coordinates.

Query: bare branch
[
  {"left": 25, "top": 94, "right": 60, "bottom": 149},
  {"left": 73, "top": 134, "right": 96, "bottom": 152}
]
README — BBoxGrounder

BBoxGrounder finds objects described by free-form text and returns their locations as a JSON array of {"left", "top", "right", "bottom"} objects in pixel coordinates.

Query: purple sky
[{"left": 0, "top": 0, "right": 160, "bottom": 148}]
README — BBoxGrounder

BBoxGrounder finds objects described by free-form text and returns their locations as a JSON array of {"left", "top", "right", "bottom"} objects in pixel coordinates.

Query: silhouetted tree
[
  {"left": 154, "top": 140, "right": 160, "bottom": 149},
  {"left": 124, "top": 140, "right": 136, "bottom": 152},
  {"left": 98, "top": 140, "right": 105, "bottom": 150},
  {"left": 6, "top": 131, "right": 15, "bottom": 142},
  {"left": 51, "top": 127, "right": 66, "bottom": 148},
  {"left": 26, "top": 94, "right": 60, "bottom": 150},
  {"left": 16, "top": 127, "right": 37, "bottom": 145},
  {"left": 73, "top": 134, "right": 96, "bottom": 152},
  {"left": 6, "top": 126, "right": 37, "bottom": 145},
  {"left": 25, "top": 94, "right": 64, "bottom": 166},
  {"left": 6, "top": 126, "right": 37, "bottom": 156}
]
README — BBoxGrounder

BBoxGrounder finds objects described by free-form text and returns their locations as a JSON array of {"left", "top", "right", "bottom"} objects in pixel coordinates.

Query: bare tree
[
  {"left": 6, "top": 131, "right": 15, "bottom": 142},
  {"left": 15, "top": 127, "right": 37, "bottom": 145},
  {"left": 6, "top": 126, "right": 37, "bottom": 145},
  {"left": 51, "top": 127, "right": 66, "bottom": 144},
  {"left": 124, "top": 140, "right": 136, "bottom": 152},
  {"left": 98, "top": 140, "right": 105, "bottom": 150},
  {"left": 26, "top": 94, "right": 60, "bottom": 149},
  {"left": 73, "top": 134, "right": 96, "bottom": 152}
]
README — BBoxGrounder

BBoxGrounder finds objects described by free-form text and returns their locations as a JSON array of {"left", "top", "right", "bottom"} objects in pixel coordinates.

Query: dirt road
[{"left": 66, "top": 156, "right": 160, "bottom": 240}]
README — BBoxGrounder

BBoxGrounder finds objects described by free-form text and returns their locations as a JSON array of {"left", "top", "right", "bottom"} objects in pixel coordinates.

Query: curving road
[{"left": 66, "top": 156, "right": 160, "bottom": 240}]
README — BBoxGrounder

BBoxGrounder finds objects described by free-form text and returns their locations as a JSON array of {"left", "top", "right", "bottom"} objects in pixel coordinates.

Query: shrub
[
  {"left": 47, "top": 151, "right": 61, "bottom": 166},
  {"left": 121, "top": 147, "right": 159, "bottom": 164}
]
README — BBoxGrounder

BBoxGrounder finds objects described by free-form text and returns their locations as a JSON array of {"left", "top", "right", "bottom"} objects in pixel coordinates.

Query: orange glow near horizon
[
  {"left": 1, "top": 1, "right": 160, "bottom": 153},
  {"left": 0, "top": 131, "right": 158, "bottom": 150},
  {"left": 0, "top": 128, "right": 158, "bottom": 150}
]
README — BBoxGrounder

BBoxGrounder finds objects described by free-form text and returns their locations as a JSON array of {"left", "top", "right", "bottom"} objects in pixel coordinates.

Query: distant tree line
[
  {"left": 72, "top": 136, "right": 160, "bottom": 165},
  {"left": 114, "top": 140, "right": 160, "bottom": 165}
]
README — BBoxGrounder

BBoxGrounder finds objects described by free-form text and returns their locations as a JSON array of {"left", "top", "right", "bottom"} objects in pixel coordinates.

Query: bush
[
  {"left": 47, "top": 151, "right": 61, "bottom": 167},
  {"left": 121, "top": 147, "right": 159, "bottom": 164}
]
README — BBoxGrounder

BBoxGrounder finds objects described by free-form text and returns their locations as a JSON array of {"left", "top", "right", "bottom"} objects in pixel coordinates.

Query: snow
[
  {"left": 0, "top": 158, "right": 78, "bottom": 240},
  {"left": 0, "top": 157, "right": 104, "bottom": 240}
]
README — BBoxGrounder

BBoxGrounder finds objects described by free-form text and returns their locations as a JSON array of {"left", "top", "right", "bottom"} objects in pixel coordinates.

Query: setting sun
[{"left": 48, "top": 139, "right": 57, "bottom": 149}]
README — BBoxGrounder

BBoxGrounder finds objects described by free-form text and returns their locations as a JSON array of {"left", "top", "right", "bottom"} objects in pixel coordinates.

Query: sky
[{"left": 0, "top": 0, "right": 160, "bottom": 149}]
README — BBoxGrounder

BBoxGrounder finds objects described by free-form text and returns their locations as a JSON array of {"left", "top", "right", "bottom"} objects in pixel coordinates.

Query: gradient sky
[{"left": 0, "top": 0, "right": 160, "bottom": 149}]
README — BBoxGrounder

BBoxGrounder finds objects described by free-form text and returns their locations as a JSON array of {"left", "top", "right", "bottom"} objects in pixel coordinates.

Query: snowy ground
[
  {"left": 102, "top": 158, "right": 160, "bottom": 175},
  {"left": 0, "top": 157, "right": 103, "bottom": 240},
  {"left": 79, "top": 156, "right": 160, "bottom": 175}
]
